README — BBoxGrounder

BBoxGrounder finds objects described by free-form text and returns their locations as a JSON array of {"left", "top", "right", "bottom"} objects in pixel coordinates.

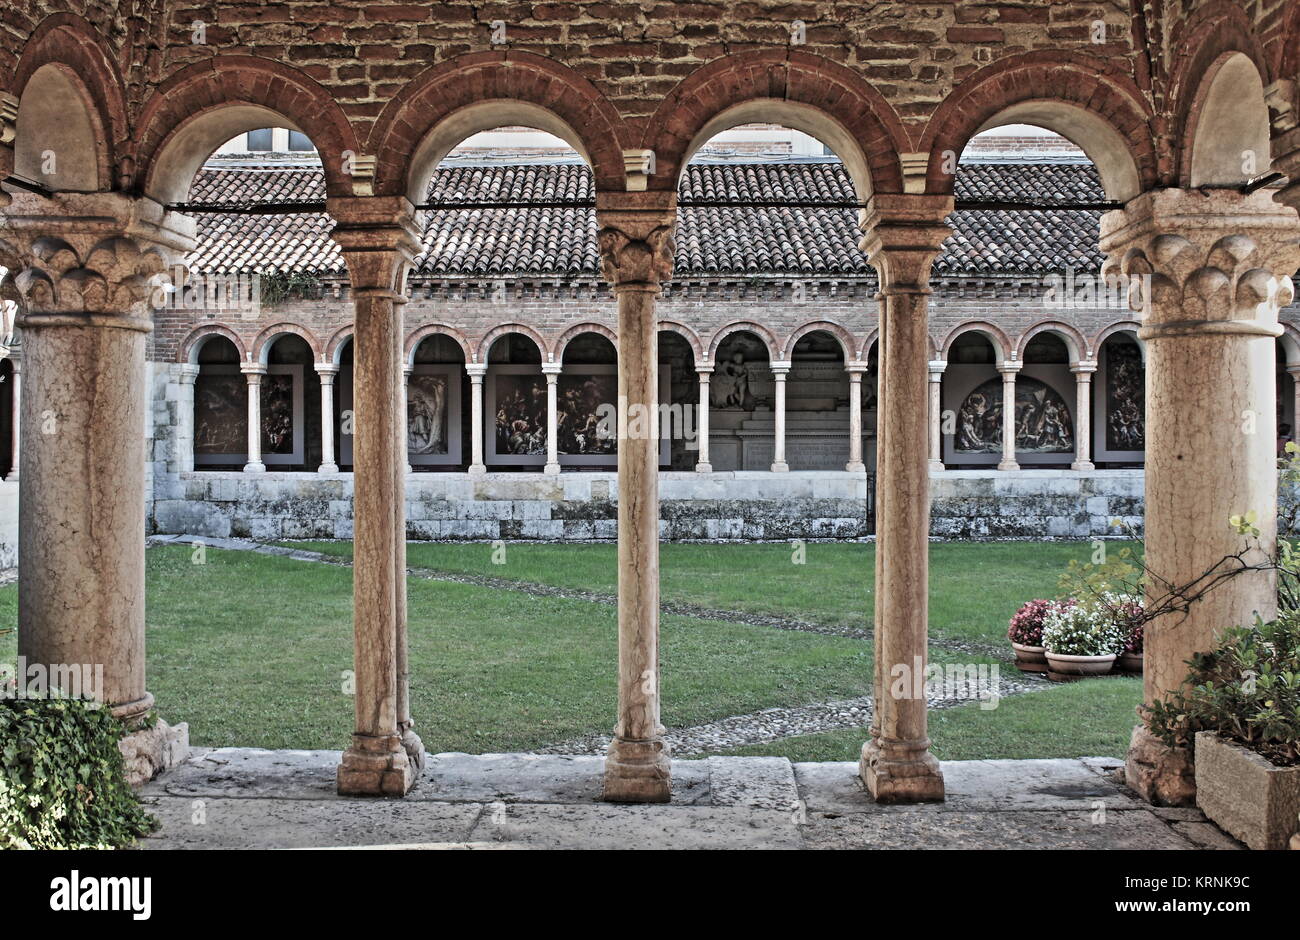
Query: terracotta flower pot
[
  {"left": 1115, "top": 651, "right": 1144, "bottom": 675},
  {"left": 1011, "top": 641, "right": 1048, "bottom": 672},
  {"left": 1045, "top": 651, "right": 1116, "bottom": 676}
]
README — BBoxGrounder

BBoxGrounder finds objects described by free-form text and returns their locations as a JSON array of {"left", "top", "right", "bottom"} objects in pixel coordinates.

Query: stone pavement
[{"left": 136, "top": 748, "right": 1241, "bottom": 850}]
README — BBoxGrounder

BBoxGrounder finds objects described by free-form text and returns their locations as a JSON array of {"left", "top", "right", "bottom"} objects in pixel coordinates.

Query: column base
[
  {"left": 928, "top": 459, "right": 945, "bottom": 472},
  {"left": 845, "top": 460, "right": 866, "bottom": 472},
  {"left": 243, "top": 461, "right": 266, "bottom": 473},
  {"left": 337, "top": 732, "right": 419, "bottom": 797},
  {"left": 603, "top": 737, "right": 672, "bottom": 803},
  {"left": 859, "top": 737, "right": 945, "bottom": 804},
  {"left": 1125, "top": 724, "right": 1196, "bottom": 806},
  {"left": 5, "top": 470, "right": 15, "bottom": 481},
  {"left": 996, "top": 459, "right": 1019, "bottom": 471},
  {"left": 770, "top": 461, "right": 789, "bottom": 473},
  {"left": 318, "top": 463, "right": 340, "bottom": 474},
  {"left": 543, "top": 463, "right": 561, "bottom": 475},
  {"left": 694, "top": 462, "right": 712, "bottom": 473},
  {"left": 118, "top": 717, "right": 190, "bottom": 788},
  {"left": 1070, "top": 460, "right": 1095, "bottom": 471},
  {"left": 468, "top": 464, "right": 487, "bottom": 478}
]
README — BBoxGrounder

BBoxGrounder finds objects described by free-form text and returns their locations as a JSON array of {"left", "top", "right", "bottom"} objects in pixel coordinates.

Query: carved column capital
[
  {"left": 325, "top": 195, "right": 420, "bottom": 294},
  {"left": 859, "top": 194, "right": 954, "bottom": 293},
  {"left": 0, "top": 192, "right": 195, "bottom": 326},
  {"left": 1100, "top": 189, "right": 1300, "bottom": 341},
  {"left": 595, "top": 192, "right": 676, "bottom": 291}
]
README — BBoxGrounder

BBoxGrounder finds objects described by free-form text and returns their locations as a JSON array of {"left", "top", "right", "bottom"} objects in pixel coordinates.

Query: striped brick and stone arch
[
  {"left": 133, "top": 56, "right": 360, "bottom": 205},
  {"left": 782, "top": 320, "right": 856, "bottom": 362},
  {"left": 8, "top": 14, "right": 128, "bottom": 194},
  {"left": 1092, "top": 321, "right": 1146, "bottom": 362},
  {"left": 404, "top": 324, "right": 473, "bottom": 368},
  {"left": 940, "top": 321, "right": 1012, "bottom": 363},
  {"left": 554, "top": 322, "right": 618, "bottom": 363},
  {"left": 179, "top": 323, "right": 248, "bottom": 365},
  {"left": 368, "top": 52, "right": 629, "bottom": 202},
  {"left": 641, "top": 50, "right": 909, "bottom": 199},
  {"left": 252, "top": 322, "right": 322, "bottom": 365},
  {"left": 325, "top": 326, "right": 355, "bottom": 367},
  {"left": 1014, "top": 320, "right": 1089, "bottom": 365},
  {"left": 919, "top": 52, "right": 1158, "bottom": 201},
  {"left": 478, "top": 323, "right": 550, "bottom": 364},
  {"left": 1168, "top": 2, "right": 1273, "bottom": 190},
  {"left": 706, "top": 320, "right": 779, "bottom": 364}
]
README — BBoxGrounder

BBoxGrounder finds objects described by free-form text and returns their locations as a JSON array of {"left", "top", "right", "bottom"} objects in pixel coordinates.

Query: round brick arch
[
  {"left": 641, "top": 50, "right": 908, "bottom": 199},
  {"left": 10, "top": 14, "right": 128, "bottom": 192},
  {"left": 1014, "top": 320, "right": 1089, "bottom": 364},
  {"left": 368, "top": 52, "right": 629, "bottom": 201},
  {"left": 404, "top": 323, "right": 473, "bottom": 365},
  {"left": 706, "top": 320, "right": 780, "bottom": 363},
  {"left": 920, "top": 52, "right": 1158, "bottom": 201},
  {"left": 478, "top": 322, "right": 550, "bottom": 364},
  {"left": 1168, "top": 4, "right": 1272, "bottom": 188},
  {"left": 252, "top": 322, "right": 322, "bottom": 365},
  {"left": 134, "top": 56, "right": 360, "bottom": 204},
  {"left": 657, "top": 320, "right": 704, "bottom": 363},
  {"left": 179, "top": 324, "right": 248, "bottom": 364},
  {"left": 940, "top": 321, "right": 1014, "bottom": 363},
  {"left": 1280, "top": 2, "right": 1300, "bottom": 84},
  {"left": 555, "top": 322, "right": 618, "bottom": 361},
  {"left": 783, "top": 320, "right": 857, "bottom": 361}
]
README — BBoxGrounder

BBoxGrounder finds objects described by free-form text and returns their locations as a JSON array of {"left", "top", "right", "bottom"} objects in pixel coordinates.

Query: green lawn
[{"left": 0, "top": 540, "right": 1144, "bottom": 760}]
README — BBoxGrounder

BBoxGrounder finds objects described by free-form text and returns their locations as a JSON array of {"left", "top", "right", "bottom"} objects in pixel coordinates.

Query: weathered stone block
[{"left": 1194, "top": 731, "right": 1300, "bottom": 851}]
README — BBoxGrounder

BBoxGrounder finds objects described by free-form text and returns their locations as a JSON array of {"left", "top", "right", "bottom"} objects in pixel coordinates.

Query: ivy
[
  {"left": 256, "top": 269, "right": 319, "bottom": 308},
  {"left": 0, "top": 697, "right": 158, "bottom": 849}
]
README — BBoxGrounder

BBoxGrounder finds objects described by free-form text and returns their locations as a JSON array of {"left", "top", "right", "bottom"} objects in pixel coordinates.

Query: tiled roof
[{"left": 184, "top": 158, "right": 1106, "bottom": 279}]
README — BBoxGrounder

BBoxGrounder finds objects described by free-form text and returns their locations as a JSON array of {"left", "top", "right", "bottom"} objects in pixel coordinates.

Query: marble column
[
  {"left": 858, "top": 193, "right": 953, "bottom": 803},
  {"left": 1070, "top": 361, "right": 1097, "bottom": 471},
  {"left": 467, "top": 363, "right": 487, "bottom": 477},
  {"left": 543, "top": 362, "right": 562, "bottom": 475},
  {"left": 695, "top": 365, "right": 712, "bottom": 472},
  {"left": 316, "top": 362, "right": 340, "bottom": 473},
  {"left": 328, "top": 195, "right": 425, "bottom": 796},
  {"left": 7, "top": 354, "right": 20, "bottom": 480},
  {"left": 401, "top": 363, "right": 413, "bottom": 476},
  {"left": 241, "top": 363, "right": 266, "bottom": 472},
  {"left": 846, "top": 362, "right": 867, "bottom": 472},
  {"left": 1100, "top": 188, "right": 1300, "bottom": 804},
  {"left": 996, "top": 362, "right": 1020, "bottom": 471},
  {"left": 177, "top": 362, "right": 199, "bottom": 474},
  {"left": 6, "top": 191, "right": 194, "bottom": 777},
  {"left": 928, "top": 360, "right": 946, "bottom": 471},
  {"left": 770, "top": 360, "right": 791, "bottom": 472},
  {"left": 596, "top": 191, "right": 676, "bottom": 803}
]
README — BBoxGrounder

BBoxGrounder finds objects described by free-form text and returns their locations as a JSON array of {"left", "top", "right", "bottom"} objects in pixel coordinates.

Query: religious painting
[
  {"left": 1105, "top": 339, "right": 1145, "bottom": 452},
  {"left": 487, "top": 366, "right": 548, "bottom": 464},
  {"left": 193, "top": 365, "right": 248, "bottom": 465},
  {"left": 259, "top": 364, "right": 304, "bottom": 466},
  {"left": 558, "top": 371, "right": 617, "bottom": 457},
  {"left": 955, "top": 376, "right": 1074, "bottom": 454},
  {"left": 710, "top": 334, "right": 769, "bottom": 410},
  {"left": 407, "top": 364, "right": 462, "bottom": 466}
]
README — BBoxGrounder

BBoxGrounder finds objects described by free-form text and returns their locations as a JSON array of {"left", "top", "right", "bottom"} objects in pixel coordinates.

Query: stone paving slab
[
  {"left": 706, "top": 756, "right": 800, "bottom": 810},
  {"left": 137, "top": 796, "right": 486, "bottom": 850},
  {"left": 466, "top": 803, "right": 804, "bottom": 850}
]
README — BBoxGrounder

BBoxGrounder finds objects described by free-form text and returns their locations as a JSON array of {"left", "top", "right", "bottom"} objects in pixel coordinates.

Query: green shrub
[
  {"left": 0, "top": 697, "right": 158, "bottom": 849},
  {"left": 1145, "top": 613, "right": 1300, "bottom": 767}
]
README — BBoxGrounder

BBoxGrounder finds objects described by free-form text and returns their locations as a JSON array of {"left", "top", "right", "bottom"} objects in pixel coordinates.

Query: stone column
[
  {"left": 1070, "top": 361, "right": 1097, "bottom": 471},
  {"left": 770, "top": 360, "right": 791, "bottom": 472},
  {"left": 316, "top": 362, "right": 340, "bottom": 473},
  {"left": 1287, "top": 364, "right": 1300, "bottom": 441},
  {"left": 543, "top": 362, "right": 562, "bottom": 475},
  {"left": 1100, "top": 189, "right": 1300, "bottom": 804},
  {"left": 996, "top": 362, "right": 1020, "bottom": 471},
  {"left": 6, "top": 354, "right": 20, "bottom": 480},
  {"left": 6, "top": 191, "right": 194, "bottom": 779},
  {"left": 466, "top": 363, "right": 487, "bottom": 477},
  {"left": 846, "top": 361, "right": 867, "bottom": 472},
  {"left": 401, "top": 363, "right": 413, "bottom": 476},
  {"left": 928, "top": 360, "right": 946, "bottom": 471},
  {"left": 596, "top": 191, "right": 676, "bottom": 803},
  {"left": 241, "top": 363, "right": 266, "bottom": 473},
  {"left": 695, "top": 365, "right": 712, "bottom": 472},
  {"left": 858, "top": 193, "right": 953, "bottom": 803},
  {"left": 327, "top": 196, "right": 425, "bottom": 796},
  {"left": 176, "top": 362, "right": 199, "bottom": 474}
]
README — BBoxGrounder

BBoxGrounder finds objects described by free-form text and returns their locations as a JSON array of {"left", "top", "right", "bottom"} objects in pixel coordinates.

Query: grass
[{"left": 0, "top": 540, "right": 1144, "bottom": 761}]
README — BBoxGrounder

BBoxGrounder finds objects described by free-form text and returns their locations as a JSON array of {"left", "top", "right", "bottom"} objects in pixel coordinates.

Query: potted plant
[
  {"left": 1146, "top": 614, "right": 1300, "bottom": 850},
  {"left": 1007, "top": 599, "right": 1053, "bottom": 672},
  {"left": 1103, "top": 591, "right": 1145, "bottom": 674},
  {"left": 1041, "top": 601, "right": 1125, "bottom": 677}
]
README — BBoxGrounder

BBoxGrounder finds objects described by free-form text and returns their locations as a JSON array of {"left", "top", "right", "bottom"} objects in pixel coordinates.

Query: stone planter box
[{"left": 1194, "top": 731, "right": 1300, "bottom": 850}]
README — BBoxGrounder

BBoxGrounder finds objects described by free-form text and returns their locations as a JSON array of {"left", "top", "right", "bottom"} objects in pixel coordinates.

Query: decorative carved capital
[
  {"left": 0, "top": 192, "right": 195, "bottom": 322},
  {"left": 859, "top": 194, "right": 954, "bottom": 293},
  {"left": 325, "top": 195, "right": 420, "bottom": 293},
  {"left": 1100, "top": 189, "right": 1300, "bottom": 341},
  {"left": 595, "top": 192, "right": 676, "bottom": 290}
]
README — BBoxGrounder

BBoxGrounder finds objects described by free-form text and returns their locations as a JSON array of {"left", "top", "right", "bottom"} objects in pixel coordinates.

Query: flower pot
[
  {"left": 1045, "top": 651, "right": 1116, "bottom": 676},
  {"left": 1010, "top": 641, "right": 1048, "bottom": 673},
  {"left": 1194, "top": 731, "right": 1300, "bottom": 850},
  {"left": 1115, "top": 651, "right": 1144, "bottom": 675}
]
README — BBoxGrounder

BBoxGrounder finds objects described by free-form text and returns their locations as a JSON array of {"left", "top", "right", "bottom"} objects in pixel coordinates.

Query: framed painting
[{"left": 407, "top": 364, "right": 462, "bottom": 466}]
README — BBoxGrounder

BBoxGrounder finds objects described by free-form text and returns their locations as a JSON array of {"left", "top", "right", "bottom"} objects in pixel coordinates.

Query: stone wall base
[
  {"left": 1125, "top": 724, "right": 1197, "bottom": 806},
  {"left": 119, "top": 718, "right": 190, "bottom": 788}
]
